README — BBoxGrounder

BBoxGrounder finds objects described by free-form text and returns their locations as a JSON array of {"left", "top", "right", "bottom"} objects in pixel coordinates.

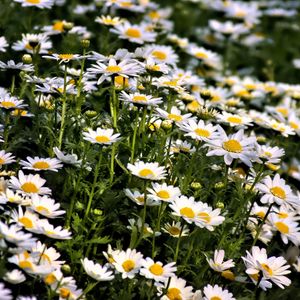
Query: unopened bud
[
  {"left": 216, "top": 201, "right": 224, "bottom": 209},
  {"left": 75, "top": 201, "right": 84, "bottom": 211},
  {"left": 93, "top": 209, "right": 103, "bottom": 216},
  {"left": 190, "top": 182, "right": 202, "bottom": 190},
  {"left": 63, "top": 22, "right": 74, "bottom": 31},
  {"left": 61, "top": 264, "right": 71, "bottom": 275},
  {"left": 81, "top": 39, "right": 90, "bottom": 49},
  {"left": 85, "top": 110, "right": 98, "bottom": 118},
  {"left": 161, "top": 120, "right": 173, "bottom": 130},
  {"left": 215, "top": 182, "right": 225, "bottom": 190},
  {"left": 22, "top": 54, "right": 32, "bottom": 64}
]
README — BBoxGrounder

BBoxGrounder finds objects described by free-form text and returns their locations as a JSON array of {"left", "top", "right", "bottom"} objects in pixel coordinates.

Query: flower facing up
[
  {"left": 43, "top": 53, "right": 86, "bottom": 64},
  {"left": 140, "top": 257, "right": 177, "bottom": 282},
  {"left": 202, "top": 284, "right": 235, "bottom": 300},
  {"left": 206, "top": 127, "right": 257, "bottom": 167},
  {"left": 9, "top": 171, "right": 51, "bottom": 195},
  {"left": 162, "top": 221, "right": 190, "bottom": 238},
  {"left": 3, "top": 269, "right": 26, "bottom": 284},
  {"left": 256, "top": 145, "right": 285, "bottom": 165},
  {"left": 147, "top": 182, "right": 181, "bottom": 203},
  {"left": 112, "top": 248, "right": 144, "bottom": 279},
  {"left": 0, "top": 96, "right": 26, "bottom": 110},
  {"left": 83, "top": 128, "right": 121, "bottom": 145},
  {"left": 127, "top": 161, "right": 167, "bottom": 180},
  {"left": 95, "top": 15, "right": 123, "bottom": 26},
  {"left": 156, "top": 106, "right": 193, "bottom": 124},
  {"left": 31, "top": 194, "right": 65, "bottom": 218},
  {"left": 207, "top": 250, "right": 235, "bottom": 273},
  {"left": 81, "top": 258, "right": 114, "bottom": 281},
  {"left": 39, "top": 221, "right": 72, "bottom": 239},
  {"left": 14, "top": 0, "right": 54, "bottom": 9},
  {"left": 256, "top": 174, "right": 299, "bottom": 208},
  {"left": 20, "top": 156, "right": 63, "bottom": 172},
  {"left": 0, "top": 150, "right": 16, "bottom": 167},
  {"left": 119, "top": 91, "right": 162, "bottom": 106},
  {"left": 217, "top": 111, "right": 253, "bottom": 128},
  {"left": 124, "top": 189, "right": 158, "bottom": 206}
]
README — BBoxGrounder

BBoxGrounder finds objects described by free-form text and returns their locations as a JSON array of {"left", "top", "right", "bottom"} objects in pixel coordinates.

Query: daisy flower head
[
  {"left": 207, "top": 250, "right": 235, "bottom": 273},
  {"left": 256, "top": 174, "right": 299, "bottom": 208},
  {"left": 0, "top": 96, "right": 26, "bottom": 110},
  {"left": 0, "top": 60, "right": 34, "bottom": 72},
  {"left": 20, "top": 156, "right": 63, "bottom": 172},
  {"left": 110, "top": 21, "right": 157, "bottom": 44},
  {"left": 202, "top": 284, "right": 235, "bottom": 300},
  {"left": 31, "top": 194, "right": 65, "bottom": 218},
  {"left": 127, "top": 161, "right": 167, "bottom": 181},
  {"left": 112, "top": 248, "right": 143, "bottom": 279},
  {"left": 83, "top": 128, "right": 121, "bottom": 145},
  {"left": 39, "top": 222, "right": 72, "bottom": 239},
  {"left": 140, "top": 257, "right": 177, "bottom": 282},
  {"left": 0, "top": 150, "right": 16, "bottom": 167},
  {"left": 169, "top": 139, "right": 196, "bottom": 155},
  {"left": 119, "top": 91, "right": 162, "bottom": 106},
  {"left": 162, "top": 221, "right": 190, "bottom": 238},
  {"left": 217, "top": 111, "right": 253, "bottom": 128},
  {"left": 0, "top": 283, "right": 12, "bottom": 300},
  {"left": 0, "top": 36, "right": 8, "bottom": 52},
  {"left": 81, "top": 258, "right": 114, "bottom": 281},
  {"left": 145, "top": 44, "right": 179, "bottom": 65},
  {"left": 156, "top": 106, "right": 193, "bottom": 124},
  {"left": 206, "top": 127, "right": 257, "bottom": 167},
  {"left": 3, "top": 269, "right": 26, "bottom": 284},
  {"left": 43, "top": 53, "right": 86, "bottom": 64},
  {"left": 256, "top": 145, "right": 285, "bottom": 165},
  {"left": 147, "top": 182, "right": 181, "bottom": 203},
  {"left": 124, "top": 189, "right": 158, "bottom": 206},
  {"left": 14, "top": 0, "right": 54, "bottom": 9},
  {"left": 95, "top": 15, "right": 123, "bottom": 26},
  {"left": 9, "top": 171, "right": 51, "bottom": 195},
  {"left": 53, "top": 147, "right": 82, "bottom": 167}
]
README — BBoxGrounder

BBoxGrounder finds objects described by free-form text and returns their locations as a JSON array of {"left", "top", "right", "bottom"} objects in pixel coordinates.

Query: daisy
[
  {"left": 57, "top": 284, "right": 82, "bottom": 300},
  {"left": 43, "top": 53, "right": 86, "bottom": 64},
  {"left": 0, "top": 96, "right": 26, "bottom": 110},
  {"left": 158, "top": 276, "right": 194, "bottom": 300},
  {"left": 178, "top": 119, "right": 219, "bottom": 142},
  {"left": 3, "top": 269, "right": 26, "bottom": 284},
  {"left": 119, "top": 91, "right": 162, "bottom": 106},
  {"left": 256, "top": 174, "right": 299, "bottom": 208},
  {"left": 0, "top": 36, "right": 8, "bottom": 52},
  {"left": 140, "top": 257, "right": 177, "bottom": 282},
  {"left": 87, "top": 58, "right": 144, "bottom": 85},
  {"left": 0, "top": 60, "right": 34, "bottom": 72},
  {"left": 95, "top": 15, "right": 123, "bottom": 26},
  {"left": 127, "top": 161, "right": 167, "bottom": 181},
  {"left": 12, "top": 33, "right": 52, "bottom": 54},
  {"left": 0, "top": 150, "right": 16, "bottom": 167},
  {"left": 20, "top": 156, "right": 63, "bottom": 172},
  {"left": 9, "top": 171, "right": 51, "bottom": 195},
  {"left": 256, "top": 145, "right": 285, "bottom": 165},
  {"left": 0, "top": 188, "right": 31, "bottom": 206},
  {"left": 147, "top": 182, "right": 181, "bottom": 203},
  {"left": 207, "top": 250, "right": 235, "bottom": 273},
  {"left": 156, "top": 106, "right": 193, "bottom": 124},
  {"left": 217, "top": 111, "right": 253, "bottom": 128},
  {"left": 112, "top": 248, "right": 144, "bottom": 279},
  {"left": 187, "top": 45, "right": 221, "bottom": 69},
  {"left": 83, "top": 128, "right": 121, "bottom": 145},
  {"left": 39, "top": 221, "right": 72, "bottom": 239},
  {"left": 162, "top": 221, "right": 190, "bottom": 238},
  {"left": 81, "top": 258, "right": 114, "bottom": 281},
  {"left": 266, "top": 119, "right": 295, "bottom": 137},
  {"left": 0, "top": 283, "right": 12, "bottom": 300},
  {"left": 202, "top": 284, "right": 235, "bottom": 300},
  {"left": 124, "top": 189, "right": 158, "bottom": 206},
  {"left": 206, "top": 127, "right": 257, "bottom": 167},
  {"left": 169, "top": 139, "right": 196, "bottom": 154},
  {"left": 53, "top": 147, "right": 82, "bottom": 167},
  {"left": 30, "top": 194, "right": 65, "bottom": 218},
  {"left": 14, "top": 0, "right": 54, "bottom": 9},
  {"left": 209, "top": 19, "right": 249, "bottom": 37},
  {"left": 145, "top": 44, "right": 178, "bottom": 65},
  {"left": 110, "top": 21, "right": 157, "bottom": 44}
]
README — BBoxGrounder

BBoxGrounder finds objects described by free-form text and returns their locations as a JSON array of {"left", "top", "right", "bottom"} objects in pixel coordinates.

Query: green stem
[
  {"left": 110, "top": 144, "right": 116, "bottom": 185},
  {"left": 130, "top": 109, "right": 140, "bottom": 163},
  {"left": 174, "top": 224, "right": 184, "bottom": 262}
]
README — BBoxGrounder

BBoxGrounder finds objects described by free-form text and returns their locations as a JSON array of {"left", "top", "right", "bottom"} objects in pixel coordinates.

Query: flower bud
[
  {"left": 216, "top": 201, "right": 224, "bottom": 209},
  {"left": 190, "top": 181, "right": 202, "bottom": 190},
  {"left": 63, "top": 22, "right": 74, "bottom": 31},
  {"left": 161, "top": 120, "right": 173, "bottom": 130},
  {"left": 61, "top": 264, "right": 71, "bottom": 275},
  {"left": 22, "top": 54, "right": 32, "bottom": 64},
  {"left": 214, "top": 182, "right": 225, "bottom": 189},
  {"left": 81, "top": 39, "right": 90, "bottom": 49}
]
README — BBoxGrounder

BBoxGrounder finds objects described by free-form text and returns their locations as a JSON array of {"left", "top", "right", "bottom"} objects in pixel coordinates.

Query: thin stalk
[
  {"left": 130, "top": 109, "right": 140, "bottom": 163},
  {"left": 110, "top": 144, "right": 116, "bottom": 185},
  {"left": 174, "top": 224, "right": 184, "bottom": 262}
]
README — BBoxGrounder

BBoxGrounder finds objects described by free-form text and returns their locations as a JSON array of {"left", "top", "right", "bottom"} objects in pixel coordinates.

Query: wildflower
[
  {"left": 3, "top": 269, "right": 26, "bottom": 284},
  {"left": 0, "top": 36, "right": 8, "bottom": 52},
  {"left": 127, "top": 161, "right": 167, "bottom": 180},
  {"left": 39, "top": 222, "right": 72, "bottom": 239},
  {"left": 31, "top": 194, "right": 65, "bottom": 218},
  {"left": 81, "top": 258, "right": 114, "bottom": 281},
  {"left": 156, "top": 106, "right": 193, "bottom": 124},
  {"left": 202, "top": 284, "right": 235, "bottom": 300},
  {"left": 43, "top": 53, "right": 86, "bottom": 64},
  {"left": 0, "top": 60, "right": 34, "bottom": 72},
  {"left": 0, "top": 150, "right": 16, "bottom": 167},
  {"left": 95, "top": 15, "right": 123, "bottom": 26},
  {"left": 256, "top": 145, "right": 285, "bottom": 165},
  {"left": 124, "top": 189, "right": 158, "bottom": 206},
  {"left": 14, "top": 0, "right": 54, "bottom": 9},
  {"left": 119, "top": 91, "right": 162, "bottom": 106},
  {"left": 207, "top": 250, "right": 235, "bottom": 273},
  {"left": 145, "top": 44, "right": 178, "bottom": 65},
  {"left": 53, "top": 147, "right": 82, "bottom": 167},
  {"left": 0, "top": 96, "right": 26, "bottom": 110},
  {"left": 20, "top": 157, "right": 63, "bottom": 172},
  {"left": 0, "top": 283, "right": 12, "bottom": 300},
  {"left": 83, "top": 128, "right": 121, "bottom": 145},
  {"left": 162, "top": 221, "right": 190, "bottom": 238},
  {"left": 217, "top": 111, "right": 253, "bottom": 128},
  {"left": 147, "top": 182, "right": 181, "bottom": 203}
]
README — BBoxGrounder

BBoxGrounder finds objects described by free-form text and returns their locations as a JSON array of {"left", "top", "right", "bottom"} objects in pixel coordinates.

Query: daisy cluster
[{"left": 0, "top": 0, "right": 300, "bottom": 299}]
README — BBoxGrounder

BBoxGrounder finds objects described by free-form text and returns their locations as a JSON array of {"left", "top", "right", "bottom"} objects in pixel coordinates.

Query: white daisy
[
  {"left": 119, "top": 91, "right": 162, "bottom": 106},
  {"left": 156, "top": 106, "right": 193, "bottom": 124},
  {"left": 0, "top": 36, "right": 8, "bottom": 52},
  {"left": 162, "top": 221, "right": 190, "bottom": 238},
  {"left": 0, "top": 150, "right": 16, "bottom": 167},
  {"left": 147, "top": 182, "right": 181, "bottom": 203},
  {"left": 3, "top": 269, "right": 26, "bottom": 284},
  {"left": 0, "top": 283, "right": 12, "bottom": 300},
  {"left": 127, "top": 161, "right": 167, "bottom": 181},
  {"left": 20, "top": 156, "right": 63, "bottom": 172},
  {"left": 81, "top": 258, "right": 114, "bottom": 281},
  {"left": 83, "top": 128, "right": 121, "bottom": 145},
  {"left": 207, "top": 250, "right": 235, "bottom": 273},
  {"left": 202, "top": 284, "right": 235, "bottom": 300},
  {"left": 14, "top": 0, "right": 54, "bottom": 9}
]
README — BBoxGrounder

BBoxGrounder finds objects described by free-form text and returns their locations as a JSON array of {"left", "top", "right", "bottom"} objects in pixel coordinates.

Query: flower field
[{"left": 1, "top": 0, "right": 300, "bottom": 299}]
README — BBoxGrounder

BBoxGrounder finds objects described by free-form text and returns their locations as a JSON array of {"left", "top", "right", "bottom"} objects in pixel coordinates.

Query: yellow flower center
[
  {"left": 0, "top": 158, "right": 5, "bottom": 164},
  {"left": 195, "top": 52, "right": 208, "bottom": 59},
  {"left": 275, "top": 221, "right": 289, "bottom": 234},
  {"left": 1, "top": 101, "right": 16, "bottom": 108},
  {"left": 276, "top": 107, "right": 288, "bottom": 117},
  {"left": 168, "top": 114, "right": 182, "bottom": 122},
  {"left": 59, "top": 287, "right": 71, "bottom": 299},
  {"left": 152, "top": 50, "right": 167, "bottom": 61},
  {"left": 194, "top": 128, "right": 210, "bottom": 138},
  {"left": 138, "top": 168, "right": 154, "bottom": 177},
  {"left": 211, "top": 297, "right": 222, "bottom": 300},
  {"left": 223, "top": 139, "right": 243, "bottom": 153},
  {"left": 256, "top": 211, "right": 265, "bottom": 219},
  {"left": 19, "top": 260, "right": 34, "bottom": 270},
  {"left": 21, "top": 182, "right": 39, "bottom": 193},
  {"left": 227, "top": 116, "right": 242, "bottom": 124},
  {"left": 122, "top": 259, "right": 135, "bottom": 272},
  {"left": 95, "top": 135, "right": 110, "bottom": 143},
  {"left": 250, "top": 272, "right": 260, "bottom": 281},
  {"left": 114, "top": 76, "right": 129, "bottom": 88},
  {"left": 290, "top": 121, "right": 299, "bottom": 130},
  {"left": 168, "top": 226, "right": 181, "bottom": 236},
  {"left": 261, "top": 263, "right": 273, "bottom": 276},
  {"left": 41, "top": 253, "right": 51, "bottom": 262},
  {"left": 36, "top": 205, "right": 50, "bottom": 215},
  {"left": 167, "top": 288, "right": 182, "bottom": 300},
  {"left": 133, "top": 95, "right": 147, "bottom": 102},
  {"left": 53, "top": 21, "right": 64, "bottom": 32},
  {"left": 180, "top": 207, "right": 195, "bottom": 218},
  {"left": 149, "top": 263, "right": 163, "bottom": 276},
  {"left": 33, "top": 161, "right": 50, "bottom": 169},
  {"left": 106, "top": 65, "right": 122, "bottom": 73},
  {"left": 148, "top": 11, "right": 160, "bottom": 20},
  {"left": 26, "top": 0, "right": 41, "bottom": 3},
  {"left": 278, "top": 212, "right": 288, "bottom": 219},
  {"left": 163, "top": 80, "right": 178, "bottom": 87},
  {"left": 221, "top": 270, "right": 235, "bottom": 281},
  {"left": 44, "top": 273, "right": 57, "bottom": 285},
  {"left": 125, "top": 28, "right": 142, "bottom": 38},
  {"left": 270, "top": 186, "right": 286, "bottom": 200},
  {"left": 58, "top": 54, "right": 74, "bottom": 60},
  {"left": 197, "top": 212, "right": 211, "bottom": 223},
  {"left": 157, "top": 190, "right": 170, "bottom": 199},
  {"left": 19, "top": 217, "right": 34, "bottom": 228},
  {"left": 136, "top": 196, "right": 144, "bottom": 203}
]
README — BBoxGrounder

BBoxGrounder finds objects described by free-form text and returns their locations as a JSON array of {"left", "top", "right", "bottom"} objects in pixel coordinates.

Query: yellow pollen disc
[
  {"left": 133, "top": 95, "right": 147, "bottom": 102},
  {"left": 221, "top": 270, "right": 235, "bottom": 281},
  {"left": 1, "top": 101, "right": 16, "bottom": 108},
  {"left": 114, "top": 76, "right": 129, "bottom": 87},
  {"left": 33, "top": 161, "right": 50, "bottom": 169},
  {"left": 122, "top": 259, "right": 135, "bottom": 272},
  {"left": 149, "top": 11, "right": 160, "bottom": 20},
  {"left": 23, "top": 251, "right": 30, "bottom": 259},
  {"left": 138, "top": 168, "right": 155, "bottom": 177},
  {"left": 157, "top": 190, "right": 170, "bottom": 199},
  {"left": 256, "top": 211, "right": 265, "bottom": 219},
  {"left": 198, "top": 212, "right": 211, "bottom": 223},
  {"left": 236, "top": 90, "right": 250, "bottom": 98},
  {"left": 26, "top": 0, "right": 41, "bottom": 3},
  {"left": 106, "top": 65, "right": 122, "bottom": 73},
  {"left": 36, "top": 206, "right": 50, "bottom": 214},
  {"left": 278, "top": 212, "right": 288, "bottom": 219},
  {"left": 250, "top": 272, "right": 260, "bottom": 281},
  {"left": 187, "top": 101, "right": 200, "bottom": 112},
  {"left": 168, "top": 226, "right": 181, "bottom": 236},
  {"left": 41, "top": 253, "right": 51, "bottom": 262},
  {"left": 245, "top": 84, "right": 256, "bottom": 90},
  {"left": 261, "top": 263, "right": 273, "bottom": 276},
  {"left": 227, "top": 116, "right": 242, "bottom": 124},
  {"left": 163, "top": 80, "right": 177, "bottom": 86},
  {"left": 21, "top": 182, "right": 39, "bottom": 193},
  {"left": 167, "top": 287, "right": 182, "bottom": 300},
  {"left": 60, "top": 288, "right": 71, "bottom": 299},
  {"left": 276, "top": 107, "right": 288, "bottom": 117},
  {"left": 53, "top": 21, "right": 64, "bottom": 32},
  {"left": 136, "top": 196, "right": 144, "bottom": 203},
  {"left": 150, "top": 65, "right": 161, "bottom": 72},
  {"left": 195, "top": 52, "right": 208, "bottom": 59},
  {"left": 290, "top": 122, "right": 299, "bottom": 130},
  {"left": 152, "top": 50, "right": 167, "bottom": 61},
  {"left": 264, "top": 151, "right": 272, "bottom": 158},
  {"left": 44, "top": 273, "right": 57, "bottom": 285},
  {"left": 168, "top": 114, "right": 182, "bottom": 122},
  {"left": 95, "top": 135, "right": 110, "bottom": 143},
  {"left": 211, "top": 95, "right": 220, "bottom": 102},
  {"left": 180, "top": 207, "right": 195, "bottom": 218},
  {"left": 223, "top": 139, "right": 243, "bottom": 153},
  {"left": 211, "top": 297, "right": 222, "bottom": 300},
  {"left": 19, "top": 260, "right": 34, "bottom": 270},
  {"left": 149, "top": 263, "right": 163, "bottom": 276},
  {"left": 125, "top": 28, "right": 142, "bottom": 38},
  {"left": 0, "top": 158, "right": 5, "bottom": 164},
  {"left": 19, "top": 217, "right": 34, "bottom": 229},
  {"left": 275, "top": 221, "right": 289, "bottom": 234},
  {"left": 270, "top": 186, "right": 286, "bottom": 200},
  {"left": 58, "top": 54, "right": 74, "bottom": 60},
  {"left": 194, "top": 128, "right": 210, "bottom": 138},
  {"left": 25, "top": 43, "right": 33, "bottom": 50}
]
